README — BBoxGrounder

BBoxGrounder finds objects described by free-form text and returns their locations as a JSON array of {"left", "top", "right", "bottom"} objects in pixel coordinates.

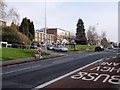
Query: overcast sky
[{"left": 5, "top": 0, "right": 118, "bottom": 42}]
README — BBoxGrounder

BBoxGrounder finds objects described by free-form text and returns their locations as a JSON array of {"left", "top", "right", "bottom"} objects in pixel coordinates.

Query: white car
[
  {"left": 54, "top": 45, "right": 68, "bottom": 52},
  {"left": 47, "top": 44, "right": 55, "bottom": 50}
]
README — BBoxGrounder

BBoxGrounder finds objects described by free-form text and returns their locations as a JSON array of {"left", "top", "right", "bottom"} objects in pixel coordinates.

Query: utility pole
[{"left": 44, "top": 0, "right": 47, "bottom": 52}]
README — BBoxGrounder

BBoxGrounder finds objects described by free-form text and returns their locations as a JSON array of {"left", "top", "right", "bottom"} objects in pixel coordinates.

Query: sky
[{"left": 5, "top": 0, "right": 118, "bottom": 42}]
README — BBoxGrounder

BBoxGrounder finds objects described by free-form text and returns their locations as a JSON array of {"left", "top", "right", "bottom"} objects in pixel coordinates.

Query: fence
[{"left": 0, "top": 41, "right": 31, "bottom": 49}]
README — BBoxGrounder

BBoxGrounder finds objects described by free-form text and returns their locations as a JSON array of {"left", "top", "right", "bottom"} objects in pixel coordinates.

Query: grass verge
[
  {"left": 66, "top": 45, "right": 95, "bottom": 51},
  {"left": 2, "top": 48, "right": 49, "bottom": 61}
]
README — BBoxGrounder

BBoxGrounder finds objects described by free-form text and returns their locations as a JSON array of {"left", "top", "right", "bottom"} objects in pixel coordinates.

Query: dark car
[
  {"left": 95, "top": 45, "right": 104, "bottom": 52},
  {"left": 30, "top": 42, "right": 38, "bottom": 49}
]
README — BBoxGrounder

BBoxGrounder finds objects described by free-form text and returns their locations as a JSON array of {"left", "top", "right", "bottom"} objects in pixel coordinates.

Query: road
[{"left": 2, "top": 49, "right": 119, "bottom": 89}]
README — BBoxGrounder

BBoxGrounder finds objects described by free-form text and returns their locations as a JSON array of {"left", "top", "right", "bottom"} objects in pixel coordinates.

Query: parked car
[
  {"left": 30, "top": 42, "right": 38, "bottom": 49},
  {"left": 95, "top": 45, "right": 104, "bottom": 52},
  {"left": 47, "top": 44, "right": 55, "bottom": 50},
  {"left": 108, "top": 45, "right": 114, "bottom": 49},
  {"left": 54, "top": 45, "right": 68, "bottom": 52}
]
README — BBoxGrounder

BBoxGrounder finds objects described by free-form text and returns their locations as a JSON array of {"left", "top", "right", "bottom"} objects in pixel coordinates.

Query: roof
[
  {"left": 47, "top": 28, "right": 70, "bottom": 32},
  {"left": 0, "top": 19, "right": 6, "bottom": 22}
]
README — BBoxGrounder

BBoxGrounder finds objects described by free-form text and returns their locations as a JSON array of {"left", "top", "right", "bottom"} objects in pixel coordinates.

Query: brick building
[
  {"left": 35, "top": 30, "right": 55, "bottom": 44},
  {"left": 47, "top": 28, "right": 70, "bottom": 44}
]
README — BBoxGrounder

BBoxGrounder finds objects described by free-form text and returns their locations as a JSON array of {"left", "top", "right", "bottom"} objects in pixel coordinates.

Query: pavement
[{"left": 1, "top": 50, "right": 65, "bottom": 66}]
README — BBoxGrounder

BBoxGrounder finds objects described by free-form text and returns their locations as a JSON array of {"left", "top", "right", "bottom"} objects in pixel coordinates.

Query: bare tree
[
  {"left": 101, "top": 31, "right": 106, "bottom": 39},
  {"left": 0, "top": 0, "right": 19, "bottom": 24},
  {"left": 101, "top": 31, "right": 108, "bottom": 47},
  {"left": 87, "top": 26, "right": 99, "bottom": 45}
]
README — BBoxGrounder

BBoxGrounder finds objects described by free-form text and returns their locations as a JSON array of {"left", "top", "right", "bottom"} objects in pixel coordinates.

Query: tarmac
[
  {"left": 0, "top": 49, "right": 96, "bottom": 67},
  {"left": 1, "top": 50, "right": 65, "bottom": 66},
  {"left": 43, "top": 55, "right": 120, "bottom": 89}
]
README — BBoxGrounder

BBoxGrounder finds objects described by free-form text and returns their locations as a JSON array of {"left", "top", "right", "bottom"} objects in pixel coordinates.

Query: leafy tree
[
  {"left": 2, "top": 26, "right": 31, "bottom": 45},
  {"left": 10, "top": 21, "right": 17, "bottom": 31},
  {"left": 19, "top": 17, "right": 35, "bottom": 41},
  {"left": 19, "top": 17, "right": 29, "bottom": 37},
  {"left": 29, "top": 21, "right": 35, "bottom": 41},
  {"left": 75, "top": 18, "right": 87, "bottom": 45}
]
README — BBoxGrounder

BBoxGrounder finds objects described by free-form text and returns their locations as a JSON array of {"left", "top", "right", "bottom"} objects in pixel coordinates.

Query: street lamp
[{"left": 44, "top": 0, "right": 47, "bottom": 52}]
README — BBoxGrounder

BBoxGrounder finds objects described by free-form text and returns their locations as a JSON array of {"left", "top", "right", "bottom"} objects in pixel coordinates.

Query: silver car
[
  {"left": 47, "top": 44, "right": 55, "bottom": 50},
  {"left": 54, "top": 45, "right": 68, "bottom": 52}
]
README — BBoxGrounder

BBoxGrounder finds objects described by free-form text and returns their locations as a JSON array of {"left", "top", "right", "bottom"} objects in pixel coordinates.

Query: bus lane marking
[
  {"left": 34, "top": 58, "right": 103, "bottom": 89},
  {"left": 71, "top": 57, "right": 120, "bottom": 85}
]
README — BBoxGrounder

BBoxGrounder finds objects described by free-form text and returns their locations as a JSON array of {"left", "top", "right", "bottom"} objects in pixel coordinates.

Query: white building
[
  {"left": 47, "top": 28, "right": 70, "bottom": 44},
  {"left": 35, "top": 30, "right": 55, "bottom": 44}
]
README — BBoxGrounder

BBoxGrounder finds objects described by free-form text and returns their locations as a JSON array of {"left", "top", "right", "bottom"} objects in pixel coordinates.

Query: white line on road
[
  {"left": 5, "top": 61, "right": 36, "bottom": 68},
  {"left": 112, "top": 56, "right": 117, "bottom": 59},
  {"left": 1, "top": 65, "right": 41, "bottom": 75},
  {"left": 34, "top": 58, "right": 103, "bottom": 89},
  {"left": 117, "top": 53, "right": 120, "bottom": 55}
]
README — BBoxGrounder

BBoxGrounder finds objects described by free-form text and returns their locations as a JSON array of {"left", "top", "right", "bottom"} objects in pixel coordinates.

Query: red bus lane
[{"left": 43, "top": 56, "right": 120, "bottom": 89}]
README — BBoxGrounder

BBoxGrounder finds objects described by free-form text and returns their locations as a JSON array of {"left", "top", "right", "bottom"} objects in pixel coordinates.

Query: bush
[{"left": 2, "top": 27, "right": 31, "bottom": 46}]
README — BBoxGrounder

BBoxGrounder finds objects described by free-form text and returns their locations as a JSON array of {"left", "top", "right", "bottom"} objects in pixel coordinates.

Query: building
[
  {"left": 0, "top": 19, "right": 6, "bottom": 28},
  {"left": 35, "top": 28, "right": 70, "bottom": 44},
  {"left": 47, "top": 28, "right": 70, "bottom": 44},
  {"left": 35, "top": 30, "right": 55, "bottom": 44}
]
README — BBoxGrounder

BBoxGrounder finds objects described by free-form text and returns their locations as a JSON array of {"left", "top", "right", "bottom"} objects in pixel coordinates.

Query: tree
[
  {"left": 19, "top": 17, "right": 35, "bottom": 41},
  {"left": 28, "top": 21, "right": 35, "bottom": 41},
  {"left": 0, "top": 0, "right": 19, "bottom": 24},
  {"left": 10, "top": 21, "right": 17, "bottom": 31},
  {"left": 19, "top": 17, "right": 29, "bottom": 37},
  {"left": 2, "top": 26, "right": 31, "bottom": 45},
  {"left": 118, "top": 43, "right": 120, "bottom": 48},
  {"left": 75, "top": 18, "right": 87, "bottom": 45},
  {"left": 101, "top": 31, "right": 108, "bottom": 47},
  {"left": 87, "top": 26, "right": 99, "bottom": 45}
]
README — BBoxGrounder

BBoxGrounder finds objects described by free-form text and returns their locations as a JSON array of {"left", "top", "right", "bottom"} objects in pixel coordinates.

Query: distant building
[
  {"left": 35, "top": 30, "right": 55, "bottom": 44},
  {"left": 35, "top": 28, "right": 70, "bottom": 44},
  {"left": 0, "top": 19, "right": 6, "bottom": 28},
  {"left": 47, "top": 28, "right": 70, "bottom": 44}
]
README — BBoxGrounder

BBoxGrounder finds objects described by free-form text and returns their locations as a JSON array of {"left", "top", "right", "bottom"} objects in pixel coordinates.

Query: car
[
  {"left": 54, "top": 45, "right": 68, "bottom": 52},
  {"left": 108, "top": 45, "right": 114, "bottom": 49},
  {"left": 30, "top": 42, "right": 38, "bottom": 49},
  {"left": 47, "top": 44, "right": 55, "bottom": 50},
  {"left": 95, "top": 45, "right": 104, "bottom": 52}
]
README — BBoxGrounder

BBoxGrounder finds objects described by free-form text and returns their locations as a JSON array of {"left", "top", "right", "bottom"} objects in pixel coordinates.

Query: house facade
[
  {"left": 0, "top": 19, "right": 6, "bottom": 28},
  {"left": 0, "top": 19, "right": 7, "bottom": 27},
  {"left": 35, "top": 28, "right": 70, "bottom": 44},
  {"left": 35, "top": 30, "right": 55, "bottom": 44},
  {"left": 47, "top": 28, "right": 70, "bottom": 44}
]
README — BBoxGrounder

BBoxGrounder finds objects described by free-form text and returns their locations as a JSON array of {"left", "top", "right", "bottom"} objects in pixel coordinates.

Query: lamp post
[{"left": 44, "top": 0, "right": 47, "bottom": 52}]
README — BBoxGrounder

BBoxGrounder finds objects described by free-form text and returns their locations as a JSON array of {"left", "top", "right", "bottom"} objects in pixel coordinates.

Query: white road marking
[
  {"left": 106, "top": 58, "right": 110, "bottom": 60},
  {"left": 112, "top": 56, "right": 117, "bottom": 59},
  {"left": 34, "top": 58, "right": 104, "bottom": 89},
  {"left": 52, "top": 60, "right": 62, "bottom": 64},
  {"left": 1, "top": 65, "right": 41, "bottom": 75},
  {"left": 117, "top": 53, "right": 120, "bottom": 55},
  {"left": 31, "top": 65, "right": 41, "bottom": 68},
  {"left": 5, "top": 61, "right": 35, "bottom": 68},
  {"left": 85, "top": 52, "right": 100, "bottom": 57}
]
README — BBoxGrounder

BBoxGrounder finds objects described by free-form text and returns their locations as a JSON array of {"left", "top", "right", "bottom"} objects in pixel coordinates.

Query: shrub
[{"left": 2, "top": 27, "right": 31, "bottom": 46}]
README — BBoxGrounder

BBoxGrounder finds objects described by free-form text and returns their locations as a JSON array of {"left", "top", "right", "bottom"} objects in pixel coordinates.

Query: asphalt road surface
[
  {"left": 2, "top": 49, "right": 120, "bottom": 89},
  {"left": 43, "top": 54, "right": 120, "bottom": 89}
]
